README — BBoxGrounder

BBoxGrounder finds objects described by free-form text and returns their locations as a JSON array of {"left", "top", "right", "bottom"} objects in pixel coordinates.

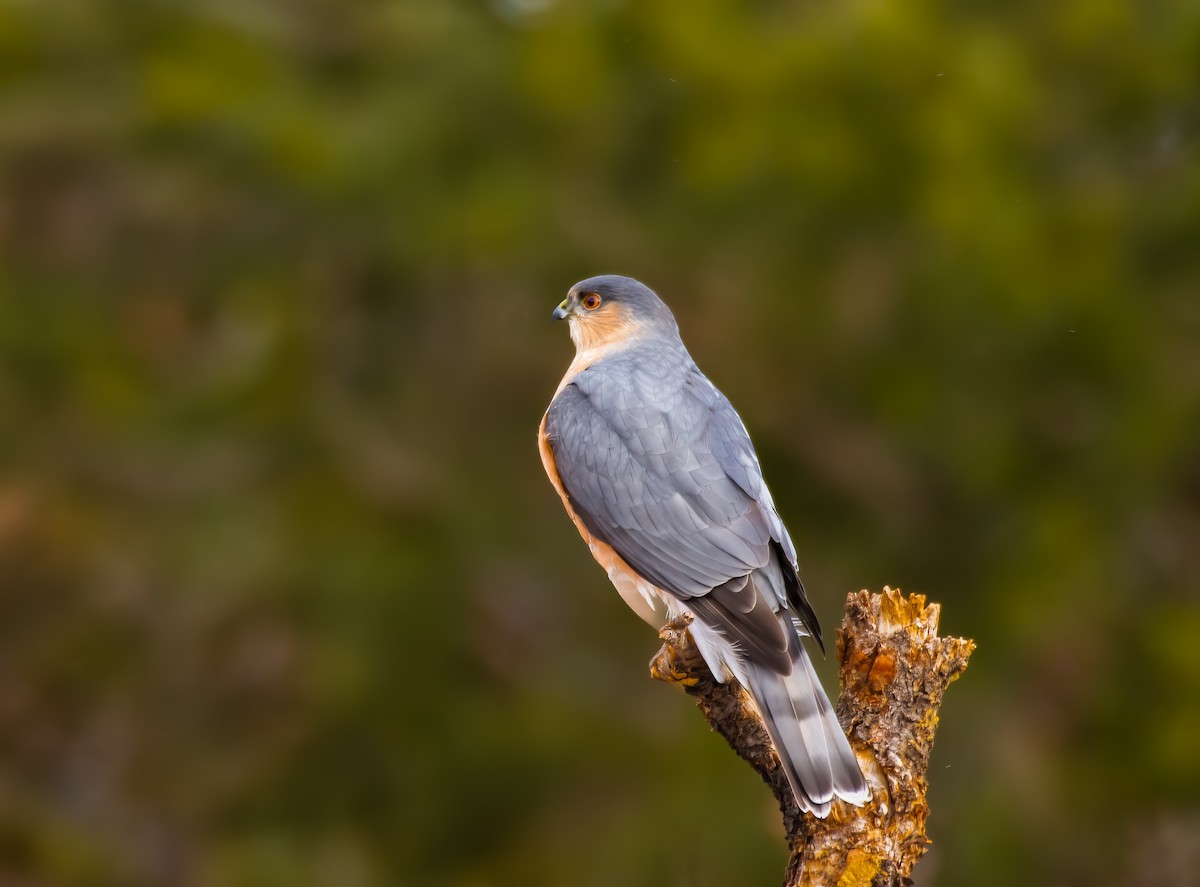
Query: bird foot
[{"left": 649, "top": 614, "right": 705, "bottom": 687}]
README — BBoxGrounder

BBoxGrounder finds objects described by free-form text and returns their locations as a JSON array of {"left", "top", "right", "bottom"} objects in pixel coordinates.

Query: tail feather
[
  {"left": 678, "top": 569, "right": 870, "bottom": 818},
  {"left": 744, "top": 649, "right": 869, "bottom": 817}
]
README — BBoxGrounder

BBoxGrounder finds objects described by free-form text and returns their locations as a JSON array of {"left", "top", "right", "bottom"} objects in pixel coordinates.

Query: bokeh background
[{"left": 2, "top": 1, "right": 1199, "bottom": 885}]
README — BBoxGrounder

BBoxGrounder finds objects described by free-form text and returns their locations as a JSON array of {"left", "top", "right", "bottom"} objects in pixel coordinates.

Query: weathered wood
[{"left": 651, "top": 587, "right": 974, "bottom": 886}]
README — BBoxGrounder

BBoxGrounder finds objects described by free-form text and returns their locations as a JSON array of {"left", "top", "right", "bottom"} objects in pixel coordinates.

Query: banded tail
[{"left": 743, "top": 647, "right": 869, "bottom": 817}]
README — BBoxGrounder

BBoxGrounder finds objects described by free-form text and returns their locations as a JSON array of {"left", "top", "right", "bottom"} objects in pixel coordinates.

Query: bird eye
[{"left": 582, "top": 293, "right": 602, "bottom": 310}]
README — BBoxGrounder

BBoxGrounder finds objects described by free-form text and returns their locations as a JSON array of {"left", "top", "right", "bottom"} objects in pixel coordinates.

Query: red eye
[{"left": 582, "top": 293, "right": 602, "bottom": 310}]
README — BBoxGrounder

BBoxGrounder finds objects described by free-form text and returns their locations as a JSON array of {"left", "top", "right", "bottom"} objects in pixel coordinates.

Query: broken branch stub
[{"left": 651, "top": 586, "right": 975, "bottom": 887}]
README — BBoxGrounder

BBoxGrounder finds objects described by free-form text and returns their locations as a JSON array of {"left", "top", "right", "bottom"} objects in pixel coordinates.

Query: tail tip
[{"left": 797, "top": 783, "right": 871, "bottom": 819}]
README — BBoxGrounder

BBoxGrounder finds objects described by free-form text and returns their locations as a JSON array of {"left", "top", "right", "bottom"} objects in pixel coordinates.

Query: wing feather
[{"left": 546, "top": 355, "right": 823, "bottom": 658}]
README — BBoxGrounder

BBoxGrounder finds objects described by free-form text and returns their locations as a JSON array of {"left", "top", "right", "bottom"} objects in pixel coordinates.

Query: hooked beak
[{"left": 552, "top": 299, "right": 570, "bottom": 320}]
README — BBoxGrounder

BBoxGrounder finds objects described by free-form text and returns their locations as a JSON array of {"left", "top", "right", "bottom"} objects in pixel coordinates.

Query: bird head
[{"left": 553, "top": 275, "right": 679, "bottom": 354}]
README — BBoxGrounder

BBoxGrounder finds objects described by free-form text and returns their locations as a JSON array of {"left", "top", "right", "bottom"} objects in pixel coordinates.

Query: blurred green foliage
[{"left": 1, "top": 0, "right": 1198, "bottom": 884}]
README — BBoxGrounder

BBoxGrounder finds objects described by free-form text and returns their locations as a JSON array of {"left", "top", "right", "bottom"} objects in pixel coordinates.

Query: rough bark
[{"left": 650, "top": 586, "right": 975, "bottom": 887}]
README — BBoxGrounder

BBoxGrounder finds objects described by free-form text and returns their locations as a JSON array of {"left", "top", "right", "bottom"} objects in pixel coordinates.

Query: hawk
[{"left": 538, "top": 275, "right": 868, "bottom": 817}]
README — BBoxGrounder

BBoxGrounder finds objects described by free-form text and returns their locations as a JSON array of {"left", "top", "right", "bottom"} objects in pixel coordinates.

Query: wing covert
[{"left": 546, "top": 364, "right": 770, "bottom": 601}]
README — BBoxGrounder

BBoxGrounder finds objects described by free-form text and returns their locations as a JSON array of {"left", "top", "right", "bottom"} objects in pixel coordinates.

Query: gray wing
[{"left": 546, "top": 359, "right": 822, "bottom": 669}]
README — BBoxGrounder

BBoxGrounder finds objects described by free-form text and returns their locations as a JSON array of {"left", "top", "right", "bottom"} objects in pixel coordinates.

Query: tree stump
[{"left": 651, "top": 586, "right": 975, "bottom": 886}]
